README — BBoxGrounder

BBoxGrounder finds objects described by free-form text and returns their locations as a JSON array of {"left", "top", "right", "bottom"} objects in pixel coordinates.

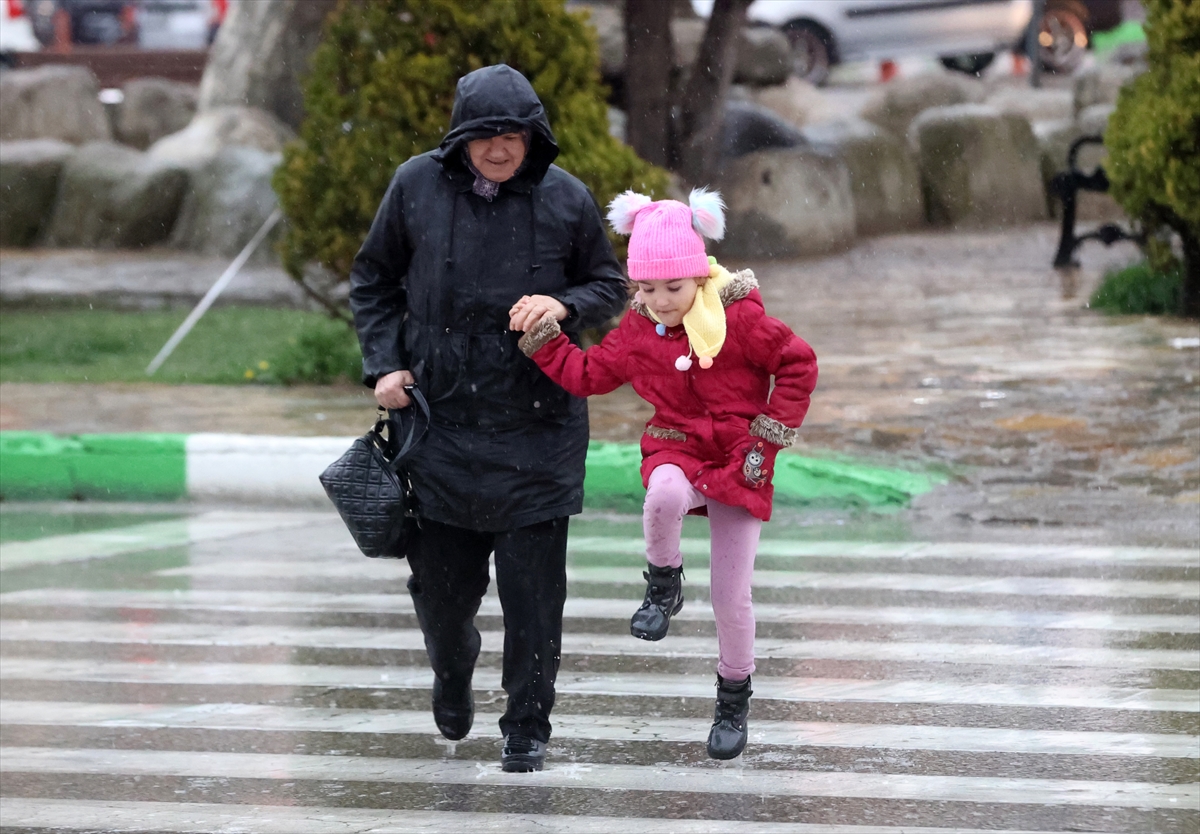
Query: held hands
[
  {"left": 509, "top": 295, "right": 569, "bottom": 332},
  {"left": 374, "top": 369, "right": 415, "bottom": 409}
]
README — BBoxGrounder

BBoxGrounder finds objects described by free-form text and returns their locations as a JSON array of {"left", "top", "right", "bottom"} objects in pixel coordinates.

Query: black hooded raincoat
[{"left": 349, "top": 65, "right": 627, "bottom": 532}]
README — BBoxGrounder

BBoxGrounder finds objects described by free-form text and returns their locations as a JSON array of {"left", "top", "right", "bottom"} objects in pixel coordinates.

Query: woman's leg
[
  {"left": 643, "top": 464, "right": 705, "bottom": 568},
  {"left": 706, "top": 499, "right": 762, "bottom": 680}
]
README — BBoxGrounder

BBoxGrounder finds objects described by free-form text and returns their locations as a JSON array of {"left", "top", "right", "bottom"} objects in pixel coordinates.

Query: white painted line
[
  {"left": 568, "top": 537, "right": 1200, "bottom": 567},
  {"left": 2, "top": 747, "right": 1194, "bottom": 808},
  {"left": 4, "top": 700, "right": 1194, "bottom": 759},
  {"left": 186, "top": 434, "right": 356, "bottom": 505},
  {"left": 6, "top": 620, "right": 1194, "bottom": 671},
  {"left": 0, "top": 512, "right": 326, "bottom": 571},
  {"left": 3, "top": 658, "right": 1195, "bottom": 712},
  {"left": 154, "top": 562, "right": 1200, "bottom": 601},
  {"left": 0, "top": 798, "right": 1089, "bottom": 834},
  {"left": 6, "top": 588, "right": 1196, "bottom": 634}
]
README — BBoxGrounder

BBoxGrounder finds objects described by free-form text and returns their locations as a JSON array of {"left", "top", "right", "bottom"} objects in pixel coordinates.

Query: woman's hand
[
  {"left": 509, "top": 294, "right": 568, "bottom": 332},
  {"left": 375, "top": 369, "right": 415, "bottom": 409}
]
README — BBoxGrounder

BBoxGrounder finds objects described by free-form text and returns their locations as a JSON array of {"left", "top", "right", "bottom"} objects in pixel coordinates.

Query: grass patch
[
  {"left": 1090, "top": 261, "right": 1184, "bottom": 315},
  {"left": 0, "top": 305, "right": 361, "bottom": 384}
]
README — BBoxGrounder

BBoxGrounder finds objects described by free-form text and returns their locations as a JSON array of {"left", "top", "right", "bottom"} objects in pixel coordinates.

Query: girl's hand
[{"left": 509, "top": 295, "right": 568, "bottom": 332}]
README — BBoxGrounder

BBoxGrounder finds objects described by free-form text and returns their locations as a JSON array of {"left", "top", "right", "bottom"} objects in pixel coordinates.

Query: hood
[{"left": 433, "top": 64, "right": 559, "bottom": 188}]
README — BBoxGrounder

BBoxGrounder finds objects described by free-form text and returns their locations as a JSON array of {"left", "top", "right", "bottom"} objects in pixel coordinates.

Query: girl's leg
[
  {"left": 643, "top": 464, "right": 705, "bottom": 569},
  {"left": 706, "top": 499, "right": 762, "bottom": 680}
]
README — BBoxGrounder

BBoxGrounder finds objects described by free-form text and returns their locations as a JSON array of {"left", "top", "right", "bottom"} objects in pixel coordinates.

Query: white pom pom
[
  {"left": 607, "top": 191, "right": 653, "bottom": 235},
  {"left": 689, "top": 187, "right": 726, "bottom": 241},
  {"left": 675, "top": 355, "right": 693, "bottom": 372}
]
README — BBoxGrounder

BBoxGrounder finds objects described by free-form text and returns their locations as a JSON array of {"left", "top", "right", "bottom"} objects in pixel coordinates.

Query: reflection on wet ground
[{"left": 0, "top": 505, "right": 1197, "bottom": 832}]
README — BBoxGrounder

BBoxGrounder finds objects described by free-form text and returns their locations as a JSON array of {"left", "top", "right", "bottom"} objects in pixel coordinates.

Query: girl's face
[{"left": 636, "top": 277, "right": 703, "bottom": 328}]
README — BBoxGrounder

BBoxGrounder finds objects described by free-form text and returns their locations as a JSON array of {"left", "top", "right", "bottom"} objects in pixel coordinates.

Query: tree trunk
[
  {"left": 1177, "top": 223, "right": 1199, "bottom": 319},
  {"left": 198, "top": 0, "right": 339, "bottom": 131},
  {"left": 623, "top": 0, "right": 674, "bottom": 168},
  {"left": 676, "top": 0, "right": 751, "bottom": 185}
]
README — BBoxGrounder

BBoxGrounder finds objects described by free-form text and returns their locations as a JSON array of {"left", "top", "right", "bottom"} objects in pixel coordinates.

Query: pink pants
[{"left": 643, "top": 464, "right": 762, "bottom": 680}]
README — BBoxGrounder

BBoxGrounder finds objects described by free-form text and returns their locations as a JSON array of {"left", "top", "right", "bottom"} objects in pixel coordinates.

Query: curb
[{"left": 0, "top": 432, "right": 943, "bottom": 511}]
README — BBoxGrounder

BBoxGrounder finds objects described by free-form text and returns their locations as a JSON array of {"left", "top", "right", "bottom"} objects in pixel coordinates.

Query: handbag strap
[{"left": 372, "top": 384, "right": 430, "bottom": 473}]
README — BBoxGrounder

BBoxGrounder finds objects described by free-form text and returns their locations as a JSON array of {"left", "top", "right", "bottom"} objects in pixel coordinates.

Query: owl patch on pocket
[{"left": 742, "top": 440, "right": 768, "bottom": 488}]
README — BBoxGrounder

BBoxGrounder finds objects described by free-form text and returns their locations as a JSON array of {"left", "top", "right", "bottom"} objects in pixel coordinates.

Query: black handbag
[{"left": 319, "top": 385, "right": 430, "bottom": 559}]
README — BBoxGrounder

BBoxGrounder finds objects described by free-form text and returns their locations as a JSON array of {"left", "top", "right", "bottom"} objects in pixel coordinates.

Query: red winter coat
[{"left": 520, "top": 269, "right": 818, "bottom": 520}]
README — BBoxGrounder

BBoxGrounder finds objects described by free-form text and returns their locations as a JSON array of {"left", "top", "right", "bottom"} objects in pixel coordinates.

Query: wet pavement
[{"left": 0, "top": 504, "right": 1197, "bottom": 832}]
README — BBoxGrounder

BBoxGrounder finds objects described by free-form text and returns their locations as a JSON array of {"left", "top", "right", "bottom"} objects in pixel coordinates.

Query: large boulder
[
  {"left": 42, "top": 142, "right": 189, "bottom": 248},
  {"left": 1077, "top": 103, "right": 1116, "bottom": 137},
  {"left": 0, "top": 66, "right": 111, "bottom": 145},
  {"left": 115, "top": 78, "right": 199, "bottom": 150},
  {"left": 147, "top": 106, "right": 295, "bottom": 169},
  {"left": 861, "top": 72, "right": 985, "bottom": 140},
  {"left": 751, "top": 76, "right": 839, "bottom": 128},
  {"left": 1073, "top": 62, "right": 1139, "bottom": 115},
  {"left": 714, "top": 148, "right": 856, "bottom": 258},
  {"left": 0, "top": 140, "right": 75, "bottom": 247},
  {"left": 719, "top": 99, "right": 806, "bottom": 166},
  {"left": 802, "top": 119, "right": 923, "bottom": 237},
  {"left": 985, "top": 86, "right": 1074, "bottom": 124},
  {"left": 910, "top": 104, "right": 1045, "bottom": 227},
  {"left": 671, "top": 19, "right": 790, "bottom": 86},
  {"left": 171, "top": 147, "right": 283, "bottom": 259}
]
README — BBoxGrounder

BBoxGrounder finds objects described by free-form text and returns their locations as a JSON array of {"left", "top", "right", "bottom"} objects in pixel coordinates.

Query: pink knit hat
[{"left": 607, "top": 188, "right": 726, "bottom": 281}]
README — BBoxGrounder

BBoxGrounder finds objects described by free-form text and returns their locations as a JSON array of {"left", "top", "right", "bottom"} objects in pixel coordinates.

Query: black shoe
[
  {"left": 501, "top": 734, "right": 547, "bottom": 772},
  {"left": 629, "top": 563, "right": 684, "bottom": 641},
  {"left": 707, "top": 675, "right": 751, "bottom": 760},
  {"left": 432, "top": 673, "right": 474, "bottom": 741}
]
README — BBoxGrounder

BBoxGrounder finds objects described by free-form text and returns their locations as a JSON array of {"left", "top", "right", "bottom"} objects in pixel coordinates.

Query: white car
[
  {"left": 693, "top": 0, "right": 1034, "bottom": 85},
  {"left": 0, "top": 0, "right": 40, "bottom": 65}
]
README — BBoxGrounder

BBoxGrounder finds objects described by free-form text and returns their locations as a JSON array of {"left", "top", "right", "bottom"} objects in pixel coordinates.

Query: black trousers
[{"left": 405, "top": 515, "right": 569, "bottom": 743}]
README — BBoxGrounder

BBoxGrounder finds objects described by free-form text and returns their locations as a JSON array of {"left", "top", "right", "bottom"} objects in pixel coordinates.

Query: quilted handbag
[{"left": 319, "top": 386, "right": 430, "bottom": 558}]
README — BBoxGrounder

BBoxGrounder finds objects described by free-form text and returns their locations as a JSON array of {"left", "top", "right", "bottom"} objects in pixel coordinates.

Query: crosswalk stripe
[
  {"left": 155, "top": 561, "right": 1200, "bottom": 600},
  {"left": 3, "top": 658, "right": 1194, "bottom": 712},
  {"left": 5, "top": 619, "right": 1195, "bottom": 670},
  {"left": 569, "top": 537, "right": 1200, "bottom": 566},
  {"left": 4, "top": 700, "right": 1194, "bottom": 758},
  {"left": 0, "top": 798, "right": 1098, "bottom": 834},
  {"left": 0, "top": 512, "right": 324, "bottom": 570},
  {"left": 2, "top": 747, "right": 1193, "bottom": 808},
  {"left": 4, "top": 588, "right": 1196, "bottom": 633}
]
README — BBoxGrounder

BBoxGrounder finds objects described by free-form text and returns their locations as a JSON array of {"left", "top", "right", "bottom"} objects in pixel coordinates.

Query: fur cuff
[
  {"left": 750, "top": 414, "right": 797, "bottom": 447},
  {"left": 645, "top": 424, "right": 687, "bottom": 442},
  {"left": 518, "top": 313, "right": 562, "bottom": 357}
]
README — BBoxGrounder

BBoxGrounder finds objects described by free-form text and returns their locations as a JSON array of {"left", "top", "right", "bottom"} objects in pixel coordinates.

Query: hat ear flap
[
  {"left": 689, "top": 187, "right": 726, "bottom": 241},
  {"left": 607, "top": 191, "right": 652, "bottom": 235}
]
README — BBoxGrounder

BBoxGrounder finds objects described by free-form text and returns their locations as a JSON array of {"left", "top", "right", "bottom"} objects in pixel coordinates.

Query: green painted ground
[{"left": 0, "top": 508, "right": 184, "bottom": 544}]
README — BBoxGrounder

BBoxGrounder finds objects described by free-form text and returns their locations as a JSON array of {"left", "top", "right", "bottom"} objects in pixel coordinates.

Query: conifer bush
[
  {"left": 1104, "top": 0, "right": 1200, "bottom": 317},
  {"left": 273, "top": 0, "right": 669, "bottom": 289}
]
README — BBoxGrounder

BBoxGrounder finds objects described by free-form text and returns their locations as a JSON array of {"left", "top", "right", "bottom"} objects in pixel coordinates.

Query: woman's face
[
  {"left": 467, "top": 132, "right": 527, "bottom": 182},
  {"left": 636, "top": 277, "right": 703, "bottom": 328}
]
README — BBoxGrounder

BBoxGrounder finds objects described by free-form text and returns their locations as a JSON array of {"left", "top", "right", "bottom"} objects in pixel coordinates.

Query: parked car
[
  {"left": 28, "top": 0, "right": 220, "bottom": 49},
  {"left": 693, "top": 0, "right": 1034, "bottom": 85},
  {"left": 1, "top": 0, "right": 41, "bottom": 65}
]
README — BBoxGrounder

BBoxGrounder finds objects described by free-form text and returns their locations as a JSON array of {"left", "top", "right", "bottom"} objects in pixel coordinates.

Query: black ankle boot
[
  {"left": 629, "top": 563, "right": 684, "bottom": 641},
  {"left": 432, "top": 672, "right": 474, "bottom": 741},
  {"left": 501, "top": 734, "right": 547, "bottom": 772},
  {"left": 707, "top": 675, "right": 751, "bottom": 760}
]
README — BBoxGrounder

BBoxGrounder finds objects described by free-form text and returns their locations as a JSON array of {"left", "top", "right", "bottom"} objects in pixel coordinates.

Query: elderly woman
[{"left": 349, "top": 64, "right": 626, "bottom": 772}]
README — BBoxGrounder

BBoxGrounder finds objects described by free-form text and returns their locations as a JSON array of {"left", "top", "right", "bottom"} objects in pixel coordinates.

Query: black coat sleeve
[
  {"left": 554, "top": 190, "right": 628, "bottom": 331},
  {"left": 349, "top": 170, "right": 412, "bottom": 388}
]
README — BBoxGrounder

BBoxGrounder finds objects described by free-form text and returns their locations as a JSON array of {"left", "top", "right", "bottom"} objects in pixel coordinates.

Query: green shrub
[
  {"left": 267, "top": 318, "right": 363, "bottom": 384},
  {"left": 274, "top": 0, "right": 669, "bottom": 284},
  {"left": 1104, "top": 0, "right": 1200, "bottom": 316},
  {"left": 1089, "top": 261, "right": 1183, "bottom": 315}
]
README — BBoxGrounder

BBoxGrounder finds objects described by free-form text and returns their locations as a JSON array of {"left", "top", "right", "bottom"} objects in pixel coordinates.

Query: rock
[
  {"left": 719, "top": 100, "right": 806, "bottom": 167},
  {"left": 985, "top": 87, "right": 1074, "bottom": 124},
  {"left": 1032, "top": 119, "right": 1122, "bottom": 223},
  {"left": 910, "top": 104, "right": 1046, "bottom": 227},
  {"left": 171, "top": 147, "right": 283, "bottom": 260},
  {"left": 115, "top": 78, "right": 199, "bottom": 150},
  {"left": 861, "top": 72, "right": 985, "bottom": 140},
  {"left": 714, "top": 148, "right": 856, "bottom": 258},
  {"left": 0, "top": 66, "right": 111, "bottom": 144},
  {"left": 734, "top": 26, "right": 790, "bottom": 87},
  {"left": 751, "top": 76, "right": 838, "bottom": 128},
  {"left": 1073, "top": 63, "right": 1139, "bottom": 115},
  {"left": 0, "top": 139, "right": 75, "bottom": 247},
  {"left": 42, "top": 142, "right": 189, "bottom": 248},
  {"left": 1077, "top": 103, "right": 1116, "bottom": 137},
  {"left": 147, "top": 106, "right": 295, "bottom": 169},
  {"left": 802, "top": 119, "right": 923, "bottom": 237}
]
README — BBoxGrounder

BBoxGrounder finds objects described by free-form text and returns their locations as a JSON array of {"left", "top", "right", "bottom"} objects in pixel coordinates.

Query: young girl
[{"left": 509, "top": 189, "right": 817, "bottom": 760}]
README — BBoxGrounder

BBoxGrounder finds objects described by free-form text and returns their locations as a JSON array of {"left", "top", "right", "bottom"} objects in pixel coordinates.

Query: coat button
[{"left": 702, "top": 484, "right": 708, "bottom": 490}]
